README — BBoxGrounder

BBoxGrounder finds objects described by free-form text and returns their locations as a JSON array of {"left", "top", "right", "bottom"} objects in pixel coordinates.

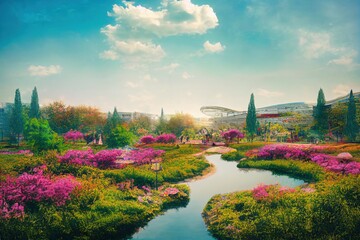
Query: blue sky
[{"left": 0, "top": 0, "right": 359, "bottom": 117}]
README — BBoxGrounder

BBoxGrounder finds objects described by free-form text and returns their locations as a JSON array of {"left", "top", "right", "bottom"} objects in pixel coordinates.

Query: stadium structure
[{"left": 200, "top": 92, "right": 360, "bottom": 126}]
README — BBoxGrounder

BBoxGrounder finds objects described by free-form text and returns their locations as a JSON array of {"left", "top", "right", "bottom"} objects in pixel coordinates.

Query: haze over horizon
[{"left": 1, "top": 0, "right": 359, "bottom": 117}]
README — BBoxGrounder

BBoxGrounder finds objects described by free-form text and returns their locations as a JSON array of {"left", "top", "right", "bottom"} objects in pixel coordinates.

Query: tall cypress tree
[
  {"left": 112, "top": 107, "right": 121, "bottom": 126},
  {"left": 344, "top": 90, "right": 359, "bottom": 142},
  {"left": 10, "top": 89, "right": 24, "bottom": 145},
  {"left": 314, "top": 88, "right": 329, "bottom": 134},
  {"left": 29, "top": 87, "right": 40, "bottom": 119},
  {"left": 160, "top": 108, "right": 164, "bottom": 121},
  {"left": 246, "top": 93, "right": 257, "bottom": 141}
]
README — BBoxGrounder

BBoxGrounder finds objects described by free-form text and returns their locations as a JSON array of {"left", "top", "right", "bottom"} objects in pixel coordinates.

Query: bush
[
  {"left": 155, "top": 134, "right": 177, "bottom": 144},
  {"left": 140, "top": 135, "right": 156, "bottom": 144},
  {"left": 203, "top": 175, "right": 360, "bottom": 240},
  {"left": 24, "top": 118, "right": 63, "bottom": 153},
  {"left": 107, "top": 125, "right": 136, "bottom": 148}
]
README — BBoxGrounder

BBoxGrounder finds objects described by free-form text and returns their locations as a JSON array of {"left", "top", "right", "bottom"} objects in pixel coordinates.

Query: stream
[{"left": 131, "top": 154, "right": 305, "bottom": 240}]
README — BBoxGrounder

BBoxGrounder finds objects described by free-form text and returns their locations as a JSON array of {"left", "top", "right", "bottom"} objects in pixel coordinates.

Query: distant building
[
  {"left": 200, "top": 92, "right": 360, "bottom": 127},
  {"left": 119, "top": 111, "right": 159, "bottom": 122}
]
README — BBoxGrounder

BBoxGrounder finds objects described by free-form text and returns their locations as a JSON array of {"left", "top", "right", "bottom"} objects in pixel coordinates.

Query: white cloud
[
  {"left": 298, "top": 30, "right": 335, "bottom": 59},
  {"left": 257, "top": 88, "right": 284, "bottom": 97},
  {"left": 99, "top": 50, "right": 119, "bottom": 60},
  {"left": 182, "top": 72, "right": 192, "bottom": 79},
  {"left": 100, "top": 24, "right": 165, "bottom": 63},
  {"left": 28, "top": 65, "right": 62, "bottom": 76},
  {"left": 298, "top": 29, "right": 357, "bottom": 66},
  {"left": 101, "top": 0, "right": 219, "bottom": 65},
  {"left": 333, "top": 84, "right": 351, "bottom": 96},
  {"left": 203, "top": 41, "right": 225, "bottom": 53},
  {"left": 328, "top": 50, "right": 357, "bottom": 66},
  {"left": 158, "top": 63, "right": 180, "bottom": 73},
  {"left": 109, "top": 0, "right": 218, "bottom": 37}
]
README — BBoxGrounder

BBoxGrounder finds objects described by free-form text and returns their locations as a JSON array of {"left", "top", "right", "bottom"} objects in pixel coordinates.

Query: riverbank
[
  {"left": 0, "top": 144, "right": 211, "bottom": 239},
  {"left": 203, "top": 144, "right": 360, "bottom": 239},
  {"left": 131, "top": 154, "right": 304, "bottom": 240}
]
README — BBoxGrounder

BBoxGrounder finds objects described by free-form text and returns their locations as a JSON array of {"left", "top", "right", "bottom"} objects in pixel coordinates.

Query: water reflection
[{"left": 131, "top": 154, "right": 304, "bottom": 240}]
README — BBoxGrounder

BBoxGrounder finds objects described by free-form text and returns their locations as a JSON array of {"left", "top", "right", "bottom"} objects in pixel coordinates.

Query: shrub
[
  {"left": 0, "top": 167, "right": 80, "bottom": 219},
  {"left": 221, "top": 129, "right": 245, "bottom": 143},
  {"left": 64, "top": 130, "right": 84, "bottom": 142},
  {"left": 155, "top": 134, "right": 177, "bottom": 144},
  {"left": 140, "top": 135, "right": 156, "bottom": 144},
  {"left": 125, "top": 148, "right": 165, "bottom": 166}
]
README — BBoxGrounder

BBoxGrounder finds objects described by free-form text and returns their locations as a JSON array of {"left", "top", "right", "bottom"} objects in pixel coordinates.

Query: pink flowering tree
[
  {"left": 0, "top": 167, "right": 80, "bottom": 219},
  {"left": 64, "top": 130, "right": 84, "bottom": 143},
  {"left": 155, "top": 133, "right": 177, "bottom": 143},
  {"left": 221, "top": 129, "right": 245, "bottom": 144},
  {"left": 140, "top": 135, "right": 156, "bottom": 144},
  {"left": 93, "top": 149, "right": 123, "bottom": 169},
  {"left": 125, "top": 148, "right": 165, "bottom": 165}
]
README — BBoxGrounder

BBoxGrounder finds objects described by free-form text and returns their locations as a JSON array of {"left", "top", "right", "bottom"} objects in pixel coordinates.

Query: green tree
[
  {"left": 10, "top": 89, "right": 24, "bottom": 145},
  {"left": 167, "top": 113, "right": 195, "bottom": 137},
  {"left": 112, "top": 107, "right": 122, "bottom": 127},
  {"left": 344, "top": 90, "right": 359, "bottom": 142},
  {"left": 106, "top": 125, "right": 136, "bottom": 148},
  {"left": 246, "top": 93, "right": 257, "bottom": 141},
  {"left": 329, "top": 103, "right": 347, "bottom": 142},
  {"left": 129, "top": 115, "right": 153, "bottom": 136},
  {"left": 29, "top": 87, "right": 40, "bottom": 119},
  {"left": 156, "top": 108, "right": 168, "bottom": 134},
  {"left": 314, "top": 88, "right": 329, "bottom": 135},
  {"left": 24, "top": 118, "right": 63, "bottom": 152},
  {"left": 103, "top": 112, "right": 113, "bottom": 137}
]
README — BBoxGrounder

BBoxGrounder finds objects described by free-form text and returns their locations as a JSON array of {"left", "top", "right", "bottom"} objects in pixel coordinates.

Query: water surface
[{"left": 131, "top": 154, "right": 305, "bottom": 240}]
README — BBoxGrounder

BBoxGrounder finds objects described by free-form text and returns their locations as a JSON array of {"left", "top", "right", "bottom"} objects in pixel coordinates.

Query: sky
[{"left": 0, "top": 0, "right": 359, "bottom": 117}]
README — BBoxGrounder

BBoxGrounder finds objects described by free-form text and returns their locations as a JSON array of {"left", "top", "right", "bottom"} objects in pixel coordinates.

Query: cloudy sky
[{"left": 0, "top": 0, "right": 359, "bottom": 117}]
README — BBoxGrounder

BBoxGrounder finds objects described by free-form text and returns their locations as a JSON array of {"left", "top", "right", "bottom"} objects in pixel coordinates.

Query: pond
[{"left": 131, "top": 154, "right": 305, "bottom": 240}]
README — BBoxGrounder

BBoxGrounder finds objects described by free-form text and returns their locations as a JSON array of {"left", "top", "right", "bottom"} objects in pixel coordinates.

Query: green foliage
[
  {"left": 345, "top": 90, "right": 359, "bottom": 142},
  {"left": 314, "top": 88, "right": 329, "bottom": 134},
  {"left": 167, "top": 113, "right": 195, "bottom": 137},
  {"left": 106, "top": 125, "right": 136, "bottom": 148},
  {"left": 222, "top": 142, "right": 268, "bottom": 161},
  {"left": 112, "top": 107, "right": 122, "bottom": 126},
  {"left": 0, "top": 154, "right": 44, "bottom": 179},
  {"left": 221, "top": 151, "right": 244, "bottom": 161},
  {"left": 246, "top": 93, "right": 257, "bottom": 141},
  {"left": 9, "top": 89, "right": 24, "bottom": 144},
  {"left": 203, "top": 175, "right": 360, "bottom": 240},
  {"left": 129, "top": 115, "right": 153, "bottom": 136},
  {"left": 237, "top": 159, "right": 326, "bottom": 182},
  {"left": 24, "top": 118, "right": 63, "bottom": 153},
  {"left": 29, "top": 87, "right": 40, "bottom": 119}
]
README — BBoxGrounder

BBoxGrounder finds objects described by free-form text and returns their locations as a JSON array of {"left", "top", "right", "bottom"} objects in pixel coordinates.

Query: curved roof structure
[
  {"left": 200, "top": 106, "right": 245, "bottom": 118},
  {"left": 200, "top": 92, "right": 359, "bottom": 118}
]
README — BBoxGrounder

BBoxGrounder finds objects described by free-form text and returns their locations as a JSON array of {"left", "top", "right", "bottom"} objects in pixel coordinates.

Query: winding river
[{"left": 131, "top": 154, "right": 305, "bottom": 240}]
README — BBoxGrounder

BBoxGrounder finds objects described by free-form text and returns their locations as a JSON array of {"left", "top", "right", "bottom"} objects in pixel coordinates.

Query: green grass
[
  {"left": 237, "top": 159, "right": 327, "bottom": 182},
  {"left": 204, "top": 143, "right": 360, "bottom": 240},
  {"left": 0, "top": 144, "right": 208, "bottom": 239},
  {"left": 203, "top": 175, "right": 360, "bottom": 240}
]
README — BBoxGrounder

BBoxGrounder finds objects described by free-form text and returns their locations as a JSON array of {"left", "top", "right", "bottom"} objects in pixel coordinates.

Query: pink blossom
[
  {"left": 252, "top": 184, "right": 269, "bottom": 200},
  {"left": 155, "top": 134, "right": 177, "bottom": 143},
  {"left": 221, "top": 129, "right": 245, "bottom": 142},
  {"left": 64, "top": 130, "right": 84, "bottom": 141},
  {"left": 0, "top": 170, "right": 80, "bottom": 219},
  {"left": 162, "top": 187, "right": 180, "bottom": 196},
  {"left": 140, "top": 135, "right": 156, "bottom": 144}
]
